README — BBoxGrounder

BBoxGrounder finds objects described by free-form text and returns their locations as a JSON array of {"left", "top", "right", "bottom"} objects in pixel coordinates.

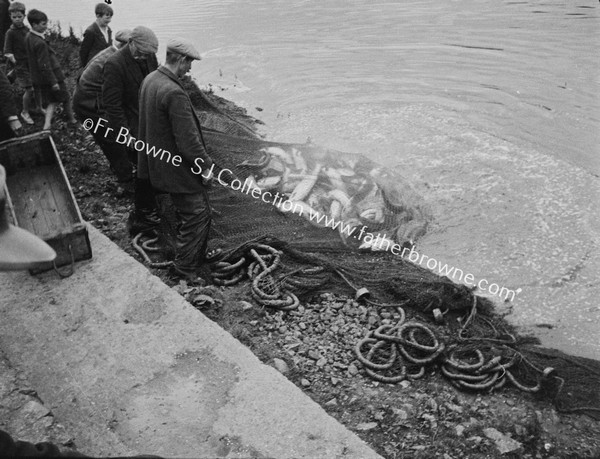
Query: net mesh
[{"left": 156, "top": 79, "right": 600, "bottom": 418}]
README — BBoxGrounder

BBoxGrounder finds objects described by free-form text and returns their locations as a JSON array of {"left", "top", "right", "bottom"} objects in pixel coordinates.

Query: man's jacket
[
  {"left": 102, "top": 45, "right": 157, "bottom": 138},
  {"left": 138, "top": 66, "right": 214, "bottom": 194},
  {"left": 73, "top": 46, "right": 116, "bottom": 120}
]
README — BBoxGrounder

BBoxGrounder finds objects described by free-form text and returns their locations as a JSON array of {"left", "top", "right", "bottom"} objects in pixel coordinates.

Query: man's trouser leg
[
  {"left": 170, "top": 190, "right": 212, "bottom": 273},
  {"left": 95, "top": 133, "right": 134, "bottom": 183}
]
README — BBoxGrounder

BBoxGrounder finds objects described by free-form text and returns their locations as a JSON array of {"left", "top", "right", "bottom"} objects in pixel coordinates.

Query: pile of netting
[{"left": 140, "top": 78, "right": 600, "bottom": 419}]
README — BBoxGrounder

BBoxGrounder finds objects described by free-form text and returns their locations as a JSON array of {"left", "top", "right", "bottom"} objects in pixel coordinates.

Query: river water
[{"left": 30, "top": 0, "right": 600, "bottom": 359}]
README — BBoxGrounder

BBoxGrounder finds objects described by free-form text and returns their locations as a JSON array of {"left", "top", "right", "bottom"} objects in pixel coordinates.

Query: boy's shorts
[
  {"left": 11, "top": 63, "right": 32, "bottom": 89},
  {"left": 35, "top": 81, "right": 69, "bottom": 105}
]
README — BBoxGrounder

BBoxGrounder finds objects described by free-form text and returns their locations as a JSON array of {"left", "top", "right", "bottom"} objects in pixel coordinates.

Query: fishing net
[{"left": 148, "top": 78, "right": 600, "bottom": 419}]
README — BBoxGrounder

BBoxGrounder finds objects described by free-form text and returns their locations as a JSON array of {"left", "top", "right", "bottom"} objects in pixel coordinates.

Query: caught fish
[
  {"left": 324, "top": 167, "right": 348, "bottom": 194},
  {"left": 306, "top": 190, "right": 329, "bottom": 214},
  {"left": 337, "top": 168, "right": 355, "bottom": 177},
  {"left": 291, "top": 148, "right": 308, "bottom": 173},
  {"left": 263, "top": 156, "right": 286, "bottom": 176},
  {"left": 245, "top": 174, "right": 261, "bottom": 191},
  {"left": 289, "top": 164, "right": 322, "bottom": 202},
  {"left": 256, "top": 175, "right": 281, "bottom": 190},
  {"left": 358, "top": 233, "right": 397, "bottom": 252},
  {"left": 281, "top": 177, "right": 302, "bottom": 194},
  {"left": 236, "top": 151, "right": 270, "bottom": 169},
  {"left": 355, "top": 184, "right": 386, "bottom": 224},
  {"left": 360, "top": 208, "right": 384, "bottom": 224},
  {"left": 327, "top": 189, "right": 351, "bottom": 209},
  {"left": 263, "top": 146, "right": 293, "bottom": 165},
  {"left": 330, "top": 200, "right": 342, "bottom": 221}
]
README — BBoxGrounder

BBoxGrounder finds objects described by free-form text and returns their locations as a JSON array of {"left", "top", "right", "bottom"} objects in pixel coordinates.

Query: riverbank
[{"left": 1, "top": 33, "right": 599, "bottom": 458}]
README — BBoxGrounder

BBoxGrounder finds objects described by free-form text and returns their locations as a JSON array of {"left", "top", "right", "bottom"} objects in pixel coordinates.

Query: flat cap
[
  {"left": 167, "top": 37, "right": 202, "bottom": 60},
  {"left": 130, "top": 26, "right": 158, "bottom": 54},
  {"left": 114, "top": 28, "right": 132, "bottom": 44}
]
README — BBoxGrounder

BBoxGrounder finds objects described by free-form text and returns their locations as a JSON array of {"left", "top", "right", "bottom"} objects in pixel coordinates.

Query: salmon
[
  {"left": 263, "top": 146, "right": 293, "bottom": 165},
  {"left": 291, "top": 148, "right": 308, "bottom": 173},
  {"left": 324, "top": 167, "right": 348, "bottom": 194},
  {"left": 289, "top": 164, "right": 322, "bottom": 202},
  {"left": 256, "top": 175, "right": 281, "bottom": 190},
  {"left": 327, "top": 189, "right": 351, "bottom": 209}
]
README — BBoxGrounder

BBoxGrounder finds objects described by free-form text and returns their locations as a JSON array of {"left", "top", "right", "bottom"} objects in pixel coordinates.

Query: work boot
[
  {"left": 167, "top": 265, "right": 206, "bottom": 285},
  {"left": 127, "top": 209, "right": 161, "bottom": 236}
]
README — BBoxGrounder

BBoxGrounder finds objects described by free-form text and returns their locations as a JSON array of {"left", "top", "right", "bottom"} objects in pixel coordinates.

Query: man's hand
[
  {"left": 51, "top": 83, "right": 60, "bottom": 92},
  {"left": 5, "top": 54, "right": 16, "bottom": 65},
  {"left": 8, "top": 117, "right": 22, "bottom": 134},
  {"left": 201, "top": 173, "right": 212, "bottom": 188}
]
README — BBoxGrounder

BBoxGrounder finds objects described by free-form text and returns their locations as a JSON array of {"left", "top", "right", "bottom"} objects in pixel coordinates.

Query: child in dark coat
[
  {"left": 25, "top": 9, "right": 76, "bottom": 130},
  {"left": 79, "top": 2, "right": 112, "bottom": 67},
  {"left": 3, "top": 2, "right": 35, "bottom": 124}
]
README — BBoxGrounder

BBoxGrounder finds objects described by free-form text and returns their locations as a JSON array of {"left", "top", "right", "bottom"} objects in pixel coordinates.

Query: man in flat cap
[
  {"left": 73, "top": 29, "right": 134, "bottom": 188},
  {"left": 102, "top": 25, "right": 160, "bottom": 232},
  {"left": 138, "top": 37, "right": 222, "bottom": 281}
]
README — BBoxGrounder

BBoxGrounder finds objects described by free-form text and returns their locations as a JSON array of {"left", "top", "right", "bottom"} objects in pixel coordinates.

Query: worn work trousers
[
  {"left": 170, "top": 190, "right": 212, "bottom": 272},
  {"left": 95, "top": 133, "right": 134, "bottom": 183},
  {"left": 72, "top": 89, "right": 133, "bottom": 183}
]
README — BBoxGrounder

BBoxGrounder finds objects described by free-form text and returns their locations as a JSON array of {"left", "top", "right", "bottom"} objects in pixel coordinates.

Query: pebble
[
  {"left": 308, "top": 350, "right": 322, "bottom": 360},
  {"left": 238, "top": 300, "right": 254, "bottom": 310},
  {"left": 355, "top": 422, "right": 378, "bottom": 431},
  {"left": 300, "top": 378, "right": 311, "bottom": 387},
  {"left": 483, "top": 427, "right": 523, "bottom": 454},
  {"left": 392, "top": 409, "right": 408, "bottom": 421},
  {"left": 272, "top": 358, "right": 289, "bottom": 375},
  {"left": 348, "top": 364, "right": 359, "bottom": 376},
  {"left": 445, "top": 402, "right": 463, "bottom": 413},
  {"left": 427, "top": 398, "right": 438, "bottom": 412}
]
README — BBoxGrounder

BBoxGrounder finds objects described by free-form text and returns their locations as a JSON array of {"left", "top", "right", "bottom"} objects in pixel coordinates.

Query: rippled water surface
[
  {"left": 29, "top": 0, "right": 600, "bottom": 173},
  {"left": 28, "top": 0, "right": 600, "bottom": 358}
]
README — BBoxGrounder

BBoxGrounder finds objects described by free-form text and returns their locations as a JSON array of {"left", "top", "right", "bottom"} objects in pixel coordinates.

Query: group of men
[{"left": 72, "top": 26, "right": 226, "bottom": 280}]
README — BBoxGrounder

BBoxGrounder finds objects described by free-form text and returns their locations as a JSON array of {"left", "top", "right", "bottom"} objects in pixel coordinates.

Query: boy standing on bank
[
  {"left": 79, "top": 2, "right": 113, "bottom": 67},
  {"left": 25, "top": 9, "right": 76, "bottom": 130},
  {"left": 3, "top": 2, "right": 35, "bottom": 125}
]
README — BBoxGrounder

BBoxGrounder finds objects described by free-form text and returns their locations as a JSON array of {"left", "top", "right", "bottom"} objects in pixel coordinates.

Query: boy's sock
[{"left": 42, "top": 103, "right": 56, "bottom": 130}]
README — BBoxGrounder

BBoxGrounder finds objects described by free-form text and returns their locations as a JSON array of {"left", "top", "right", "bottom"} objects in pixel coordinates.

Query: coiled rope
[
  {"left": 132, "top": 232, "right": 173, "bottom": 268},
  {"left": 354, "top": 310, "right": 445, "bottom": 383}
]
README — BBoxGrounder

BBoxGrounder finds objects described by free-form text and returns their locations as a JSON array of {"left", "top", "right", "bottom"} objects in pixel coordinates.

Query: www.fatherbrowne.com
[
  {"left": 206, "top": 170, "right": 519, "bottom": 303},
  {"left": 82, "top": 117, "right": 518, "bottom": 302}
]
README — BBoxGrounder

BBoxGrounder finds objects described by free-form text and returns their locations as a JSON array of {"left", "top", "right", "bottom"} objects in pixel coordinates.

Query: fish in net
[{"left": 144, "top": 78, "right": 600, "bottom": 419}]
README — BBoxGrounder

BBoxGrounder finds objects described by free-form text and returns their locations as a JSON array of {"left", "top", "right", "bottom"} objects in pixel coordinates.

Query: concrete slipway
[{"left": 0, "top": 226, "right": 381, "bottom": 458}]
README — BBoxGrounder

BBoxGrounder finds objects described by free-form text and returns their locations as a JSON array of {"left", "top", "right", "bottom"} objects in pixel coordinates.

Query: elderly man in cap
[
  {"left": 138, "top": 37, "right": 223, "bottom": 281},
  {"left": 102, "top": 25, "right": 160, "bottom": 232},
  {"left": 73, "top": 29, "right": 134, "bottom": 187}
]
